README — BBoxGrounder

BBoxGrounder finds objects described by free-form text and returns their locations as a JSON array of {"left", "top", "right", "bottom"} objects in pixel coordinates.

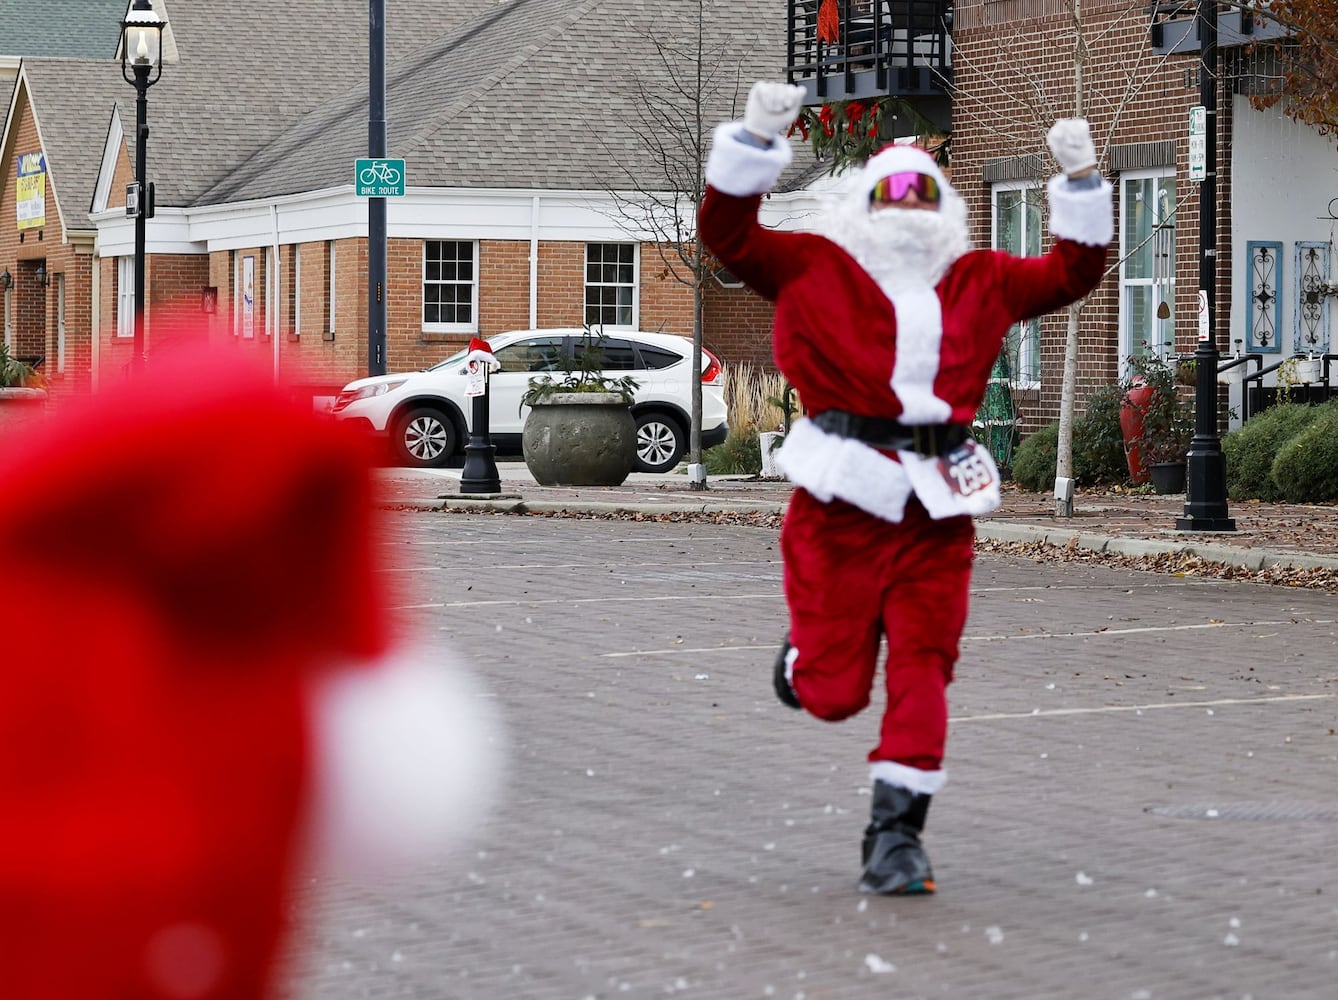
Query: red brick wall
[
  {"left": 952, "top": 0, "right": 1228, "bottom": 434},
  {"left": 702, "top": 281, "right": 776, "bottom": 370},
  {"left": 0, "top": 90, "right": 98, "bottom": 398}
]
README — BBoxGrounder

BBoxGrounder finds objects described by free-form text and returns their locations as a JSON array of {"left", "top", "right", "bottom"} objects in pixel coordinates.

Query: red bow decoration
[
  {"left": 846, "top": 101, "right": 866, "bottom": 135},
  {"left": 818, "top": 104, "right": 836, "bottom": 138}
]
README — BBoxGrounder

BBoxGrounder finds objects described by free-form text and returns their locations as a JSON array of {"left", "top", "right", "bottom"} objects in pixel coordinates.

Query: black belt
[{"left": 811, "top": 410, "right": 970, "bottom": 457}]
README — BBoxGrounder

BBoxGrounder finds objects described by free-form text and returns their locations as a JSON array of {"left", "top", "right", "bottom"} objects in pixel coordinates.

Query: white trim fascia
[
  {"left": 93, "top": 206, "right": 203, "bottom": 257},
  {"left": 92, "top": 108, "right": 125, "bottom": 216},
  {"left": 89, "top": 181, "right": 835, "bottom": 258}
]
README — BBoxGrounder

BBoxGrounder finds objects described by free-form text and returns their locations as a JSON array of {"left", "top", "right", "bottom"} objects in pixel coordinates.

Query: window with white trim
[
  {"left": 584, "top": 243, "right": 637, "bottom": 330},
  {"left": 1120, "top": 170, "right": 1177, "bottom": 367},
  {"left": 117, "top": 256, "right": 135, "bottom": 338},
  {"left": 422, "top": 240, "right": 478, "bottom": 332},
  {"left": 991, "top": 183, "right": 1043, "bottom": 385}
]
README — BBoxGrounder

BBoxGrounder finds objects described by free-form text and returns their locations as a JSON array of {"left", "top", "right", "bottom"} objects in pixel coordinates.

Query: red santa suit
[
  {"left": 699, "top": 119, "right": 1111, "bottom": 892},
  {"left": 0, "top": 347, "right": 498, "bottom": 998}
]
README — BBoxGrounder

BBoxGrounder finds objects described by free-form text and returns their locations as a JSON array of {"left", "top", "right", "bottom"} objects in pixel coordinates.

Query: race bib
[{"left": 936, "top": 440, "right": 996, "bottom": 498}]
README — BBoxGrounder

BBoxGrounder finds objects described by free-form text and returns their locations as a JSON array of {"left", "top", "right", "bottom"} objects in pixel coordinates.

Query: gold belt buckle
[{"left": 912, "top": 425, "right": 933, "bottom": 456}]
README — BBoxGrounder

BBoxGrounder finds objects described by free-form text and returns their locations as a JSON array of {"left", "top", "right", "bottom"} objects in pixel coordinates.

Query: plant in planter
[
  {"left": 1120, "top": 352, "right": 1194, "bottom": 493},
  {"left": 519, "top": 328, "right": 641, "bottom": 486},
  {"left": 0, "top": 343, "right": 49, "bottom": 433}
]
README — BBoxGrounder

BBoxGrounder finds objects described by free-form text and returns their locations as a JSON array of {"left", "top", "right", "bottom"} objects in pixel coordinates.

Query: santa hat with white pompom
[{"left": 0, "top": 342, "right": 500, "bottom": 1000}]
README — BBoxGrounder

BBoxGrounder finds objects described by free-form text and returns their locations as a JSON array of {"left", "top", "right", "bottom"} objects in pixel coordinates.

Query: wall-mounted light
[
  {"left": 35, "top": 264, "right": 49, "bottom": 288},
  {"left": 0, "top": 269, "right": 10, "bottom": 290}
]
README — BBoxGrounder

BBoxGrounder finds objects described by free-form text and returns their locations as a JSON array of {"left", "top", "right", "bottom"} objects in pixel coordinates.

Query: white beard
[{"left": 816, "top": 192, "right": 971, "bottom": 298}]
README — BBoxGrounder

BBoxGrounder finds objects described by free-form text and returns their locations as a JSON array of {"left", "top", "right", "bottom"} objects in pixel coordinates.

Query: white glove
[
  {"left": 1047, "top": 118, "right": 1098, "bottom": 175},
  {"left": 744, "top": 81, "right": 807, "bottom": 140}
]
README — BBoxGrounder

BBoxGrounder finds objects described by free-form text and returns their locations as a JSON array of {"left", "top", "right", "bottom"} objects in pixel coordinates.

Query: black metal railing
[
  {"left": 1234, "top": 353, "right": 1338, "bottom": 420},
  {"left": 786, "top": 0, "right": 953, "bottom": 102}
]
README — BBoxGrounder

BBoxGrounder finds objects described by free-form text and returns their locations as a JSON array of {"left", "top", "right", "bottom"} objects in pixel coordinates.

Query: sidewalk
[{"left": 376, "top": 463, "right": 1338, "bottom": 574}]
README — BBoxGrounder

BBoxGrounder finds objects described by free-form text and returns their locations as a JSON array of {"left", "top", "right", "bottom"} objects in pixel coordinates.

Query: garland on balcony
[{"left": 787, "top": 97, "right": 951, "bottom": 175}]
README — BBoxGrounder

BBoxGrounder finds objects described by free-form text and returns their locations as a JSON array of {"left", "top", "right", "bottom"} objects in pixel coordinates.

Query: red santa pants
[{"left": 780, "top": 489, "right": 974, "bottom": 770}]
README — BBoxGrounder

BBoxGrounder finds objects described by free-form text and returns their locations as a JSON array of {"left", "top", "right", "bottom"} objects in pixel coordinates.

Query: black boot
[
  {"left": 859, "top": 780, "right": 935, "bottom": 895},
  {"left": 772, "top": 634, "right": 801, "bottom": 709}
]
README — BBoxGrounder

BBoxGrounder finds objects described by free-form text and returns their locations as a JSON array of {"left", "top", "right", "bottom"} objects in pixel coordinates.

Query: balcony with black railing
[{"left": 785, "top": 0, "right": 953, "bottom": 106}]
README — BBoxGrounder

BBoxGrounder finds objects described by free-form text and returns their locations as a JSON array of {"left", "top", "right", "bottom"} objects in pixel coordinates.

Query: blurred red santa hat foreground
[{"left": 0, "top": 344, "right": 500, "bottom": 999}]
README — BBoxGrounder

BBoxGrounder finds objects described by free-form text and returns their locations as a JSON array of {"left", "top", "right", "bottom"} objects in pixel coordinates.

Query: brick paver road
[{"left": 284, "top": 509, "right": 1338, "bottom": 1000}]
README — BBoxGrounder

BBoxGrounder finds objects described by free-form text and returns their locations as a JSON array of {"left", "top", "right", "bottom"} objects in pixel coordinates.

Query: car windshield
[{"left": 428, "top": 348, "right": 469, "bottom": 372}]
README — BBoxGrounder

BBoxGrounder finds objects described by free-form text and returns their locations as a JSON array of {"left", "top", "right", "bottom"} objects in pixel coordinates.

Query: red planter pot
[{"left": 1119, "top": 382, "right": 1154, "bottom": 484}]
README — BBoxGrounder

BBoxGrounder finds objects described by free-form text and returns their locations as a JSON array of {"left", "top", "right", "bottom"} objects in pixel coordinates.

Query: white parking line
[
  {"left": 399, "top": 593, "right": 787, "bottom": 612},
  {"left": 963, "top": 619, "right": 1332, "bottom": 642},
  {"left": 950, "top": 693, "right": 1336, "bottom": 723}
]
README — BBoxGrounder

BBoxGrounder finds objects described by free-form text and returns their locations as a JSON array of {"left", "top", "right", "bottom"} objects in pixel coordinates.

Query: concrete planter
[
  {"left": 0, "top": 386, "right": 49, "bottom": 435},
  {"left": 522, "top": 392, "right": 636, "bottom": 486}
]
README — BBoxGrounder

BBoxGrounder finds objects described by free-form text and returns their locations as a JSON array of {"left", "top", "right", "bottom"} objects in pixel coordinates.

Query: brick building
[
  {"left": 1, "top": 0, "right": 816, "bottom": 415},
  {"left": 784, "top": 0, "right": 1338, "bottom": 435}
]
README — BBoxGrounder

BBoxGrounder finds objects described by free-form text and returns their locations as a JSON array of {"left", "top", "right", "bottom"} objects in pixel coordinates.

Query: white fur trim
[
  {"left": 305, "top": 647, "right": 503, "bottom": 878},
  {"left": 1047, "top": 173, "right": 1114, "bottom": 247},
  {"left": 776, "top": 418, "right": 912, "bottom": 523},
  {"left": 887, "top": 287, "right": 952, "bottom": 423},
  {"left": 704, "top": 122, "right": 793, "bottom": 197},
  {"left": 900, "top": 448, "right": 1002, "bottom": 518},
  {"left": 777, "top": 417, "right": 1002, "bottom": 521},
  {"left": 459, "top": 348, "right": 501, "bottom": 373},
  {"left": 870, "top": 760, "right": 948, "bottom": 796}
]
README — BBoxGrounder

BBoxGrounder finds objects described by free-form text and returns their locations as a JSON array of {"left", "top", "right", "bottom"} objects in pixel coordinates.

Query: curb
[
  {"left": 416, "top": 494, "right": 1338, "bottom": 574},
  {"left": 976, "top": 521, "right": 1338, "bottom": 573}
]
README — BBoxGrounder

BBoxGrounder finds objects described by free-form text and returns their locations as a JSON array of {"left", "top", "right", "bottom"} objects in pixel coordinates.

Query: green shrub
[
  {"left": 1271, "top": 404, "right": 1338, "bottom": 502},
  {"left": 1011, "top": 423, "right": 1059, "bottom": 491},
  {"left": 1071, "top": 384, "right": 1128, "bottom": 486},
  {"left": 1222, "top": 402, "right": 1323, "bottom": 500},
  {"left": 704, "top": 428, "right": 761, "bottom": 476}
]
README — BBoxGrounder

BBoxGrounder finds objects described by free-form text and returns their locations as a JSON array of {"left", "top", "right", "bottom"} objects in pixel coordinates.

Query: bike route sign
[{"left": 355, "top": 158, "right": 406, "bottom": 197}]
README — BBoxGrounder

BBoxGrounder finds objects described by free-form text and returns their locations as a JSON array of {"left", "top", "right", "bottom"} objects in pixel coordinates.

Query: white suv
[{"left": 331, "top": 329, "right": 729, "bottom": 473}]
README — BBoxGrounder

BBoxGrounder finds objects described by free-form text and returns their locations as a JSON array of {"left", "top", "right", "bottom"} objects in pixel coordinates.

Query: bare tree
[
  {"left": 583, "top": 0, "right": 772, "bottom": 488},
  {"left": 946, "top": 0, "right": 1185, "bottom": 514}
]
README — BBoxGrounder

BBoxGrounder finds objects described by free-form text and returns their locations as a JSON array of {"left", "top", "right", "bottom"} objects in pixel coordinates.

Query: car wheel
[
  {"left": 392, "top": 407, "right": 457, "bottom": 468},
  {"left": 635, "top": 412, "right": 685, "bottom": 473}
]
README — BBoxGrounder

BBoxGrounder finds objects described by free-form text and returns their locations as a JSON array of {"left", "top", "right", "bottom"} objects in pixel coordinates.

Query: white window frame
[
  {"left": 292, "top": 244, "right": 302, "bottom": 336},
  {"left": 1119, "top": 168, "right": 1178, "bottom": 371},
  {"left": 584, "top": 242, "right": 639, "bottom": 331},
  {"left": 116, "top": 256, "right": 135, "bottom": 338},
  {"left": 56, "top": 273, "right": 66, "bottom": 373},
  {"left": 990, "top": 182, "right": 1043, "bottom": 388},
  {"left": 327, "top": 240, "right": 336, "bottom": 336},
  {"left": 421, "top": 239, "right": 479, "bottom": 334}
]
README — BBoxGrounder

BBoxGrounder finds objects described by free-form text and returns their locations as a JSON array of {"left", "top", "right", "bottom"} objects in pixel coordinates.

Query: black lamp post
[
  {"left": 459, "top": 365, "right": 501, "bottom": 494},
  {"left": 120, "top": 0, "right": 165, "bottom": 374},
  {"left": 1177, "top": 0, "right": 1234, "bottom": 531}
]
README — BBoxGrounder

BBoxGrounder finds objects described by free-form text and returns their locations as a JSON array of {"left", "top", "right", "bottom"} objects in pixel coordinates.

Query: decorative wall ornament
[
  {"left": 1295, "top": 242, "right": 1331, "bottom": 354},
  {"left": 1246, "top": 240, "right": 1283, "bottom": 353}
]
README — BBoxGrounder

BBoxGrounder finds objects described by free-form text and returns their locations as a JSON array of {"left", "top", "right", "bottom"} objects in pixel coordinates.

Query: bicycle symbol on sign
[{"left": 359, "top": 160, "right": 402, "bottom": 186}]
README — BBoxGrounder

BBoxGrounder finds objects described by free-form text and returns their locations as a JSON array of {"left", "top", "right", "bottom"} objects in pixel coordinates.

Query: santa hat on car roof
[{"left": 0, "top": 344, "right": 498, "bottom": 999}]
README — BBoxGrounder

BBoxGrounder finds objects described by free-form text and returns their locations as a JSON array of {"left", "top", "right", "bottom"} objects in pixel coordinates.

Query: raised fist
[
  {"left": 744, "top": 81, "right": 807, "bottom": 139},
  {"left": 1047, "top": 118, "right": 1098, "bottom": 175}
]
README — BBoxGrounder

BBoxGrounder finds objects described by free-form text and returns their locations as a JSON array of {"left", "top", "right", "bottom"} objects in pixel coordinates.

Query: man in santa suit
[
  {"left": 0, "top": 347, "right": 498, "bottom": 998},
  {"left": 699, "top": 82, "right": 1111, "bottom": 894}
]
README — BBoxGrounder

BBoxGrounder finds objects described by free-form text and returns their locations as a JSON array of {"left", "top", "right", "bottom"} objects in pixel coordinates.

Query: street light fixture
[{"left": 120, "top": 0, "right": 165, "bottom": 374}]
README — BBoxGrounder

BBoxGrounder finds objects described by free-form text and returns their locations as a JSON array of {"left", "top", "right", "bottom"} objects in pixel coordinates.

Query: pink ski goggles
[{"left": 870, "top": 171, "right": 941, "bottom": 207}]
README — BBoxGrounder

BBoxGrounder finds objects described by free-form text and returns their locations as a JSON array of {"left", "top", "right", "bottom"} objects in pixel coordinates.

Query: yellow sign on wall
[{"left": 16, "top": 152, "right": 46, "bottom": 230}]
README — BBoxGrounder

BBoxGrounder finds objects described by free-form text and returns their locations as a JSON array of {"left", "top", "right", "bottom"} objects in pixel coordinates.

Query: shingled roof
[
  {"left": 16, "top": 0, "right": 808, "bottom": 229},
  {"left": 0, "top": 0, "right": 125, "bottom": 59},
  {"left": 200, "top": 0, "right": 797, "bottom": 202},
  {"left": 18, "top": 58, "right": 128, "bottom": 231}
]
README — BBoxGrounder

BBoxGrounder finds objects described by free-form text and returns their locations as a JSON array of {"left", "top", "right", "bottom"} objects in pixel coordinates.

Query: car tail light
[{"left": 702, "top": 348, "right": 723, "bottom": 385}]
